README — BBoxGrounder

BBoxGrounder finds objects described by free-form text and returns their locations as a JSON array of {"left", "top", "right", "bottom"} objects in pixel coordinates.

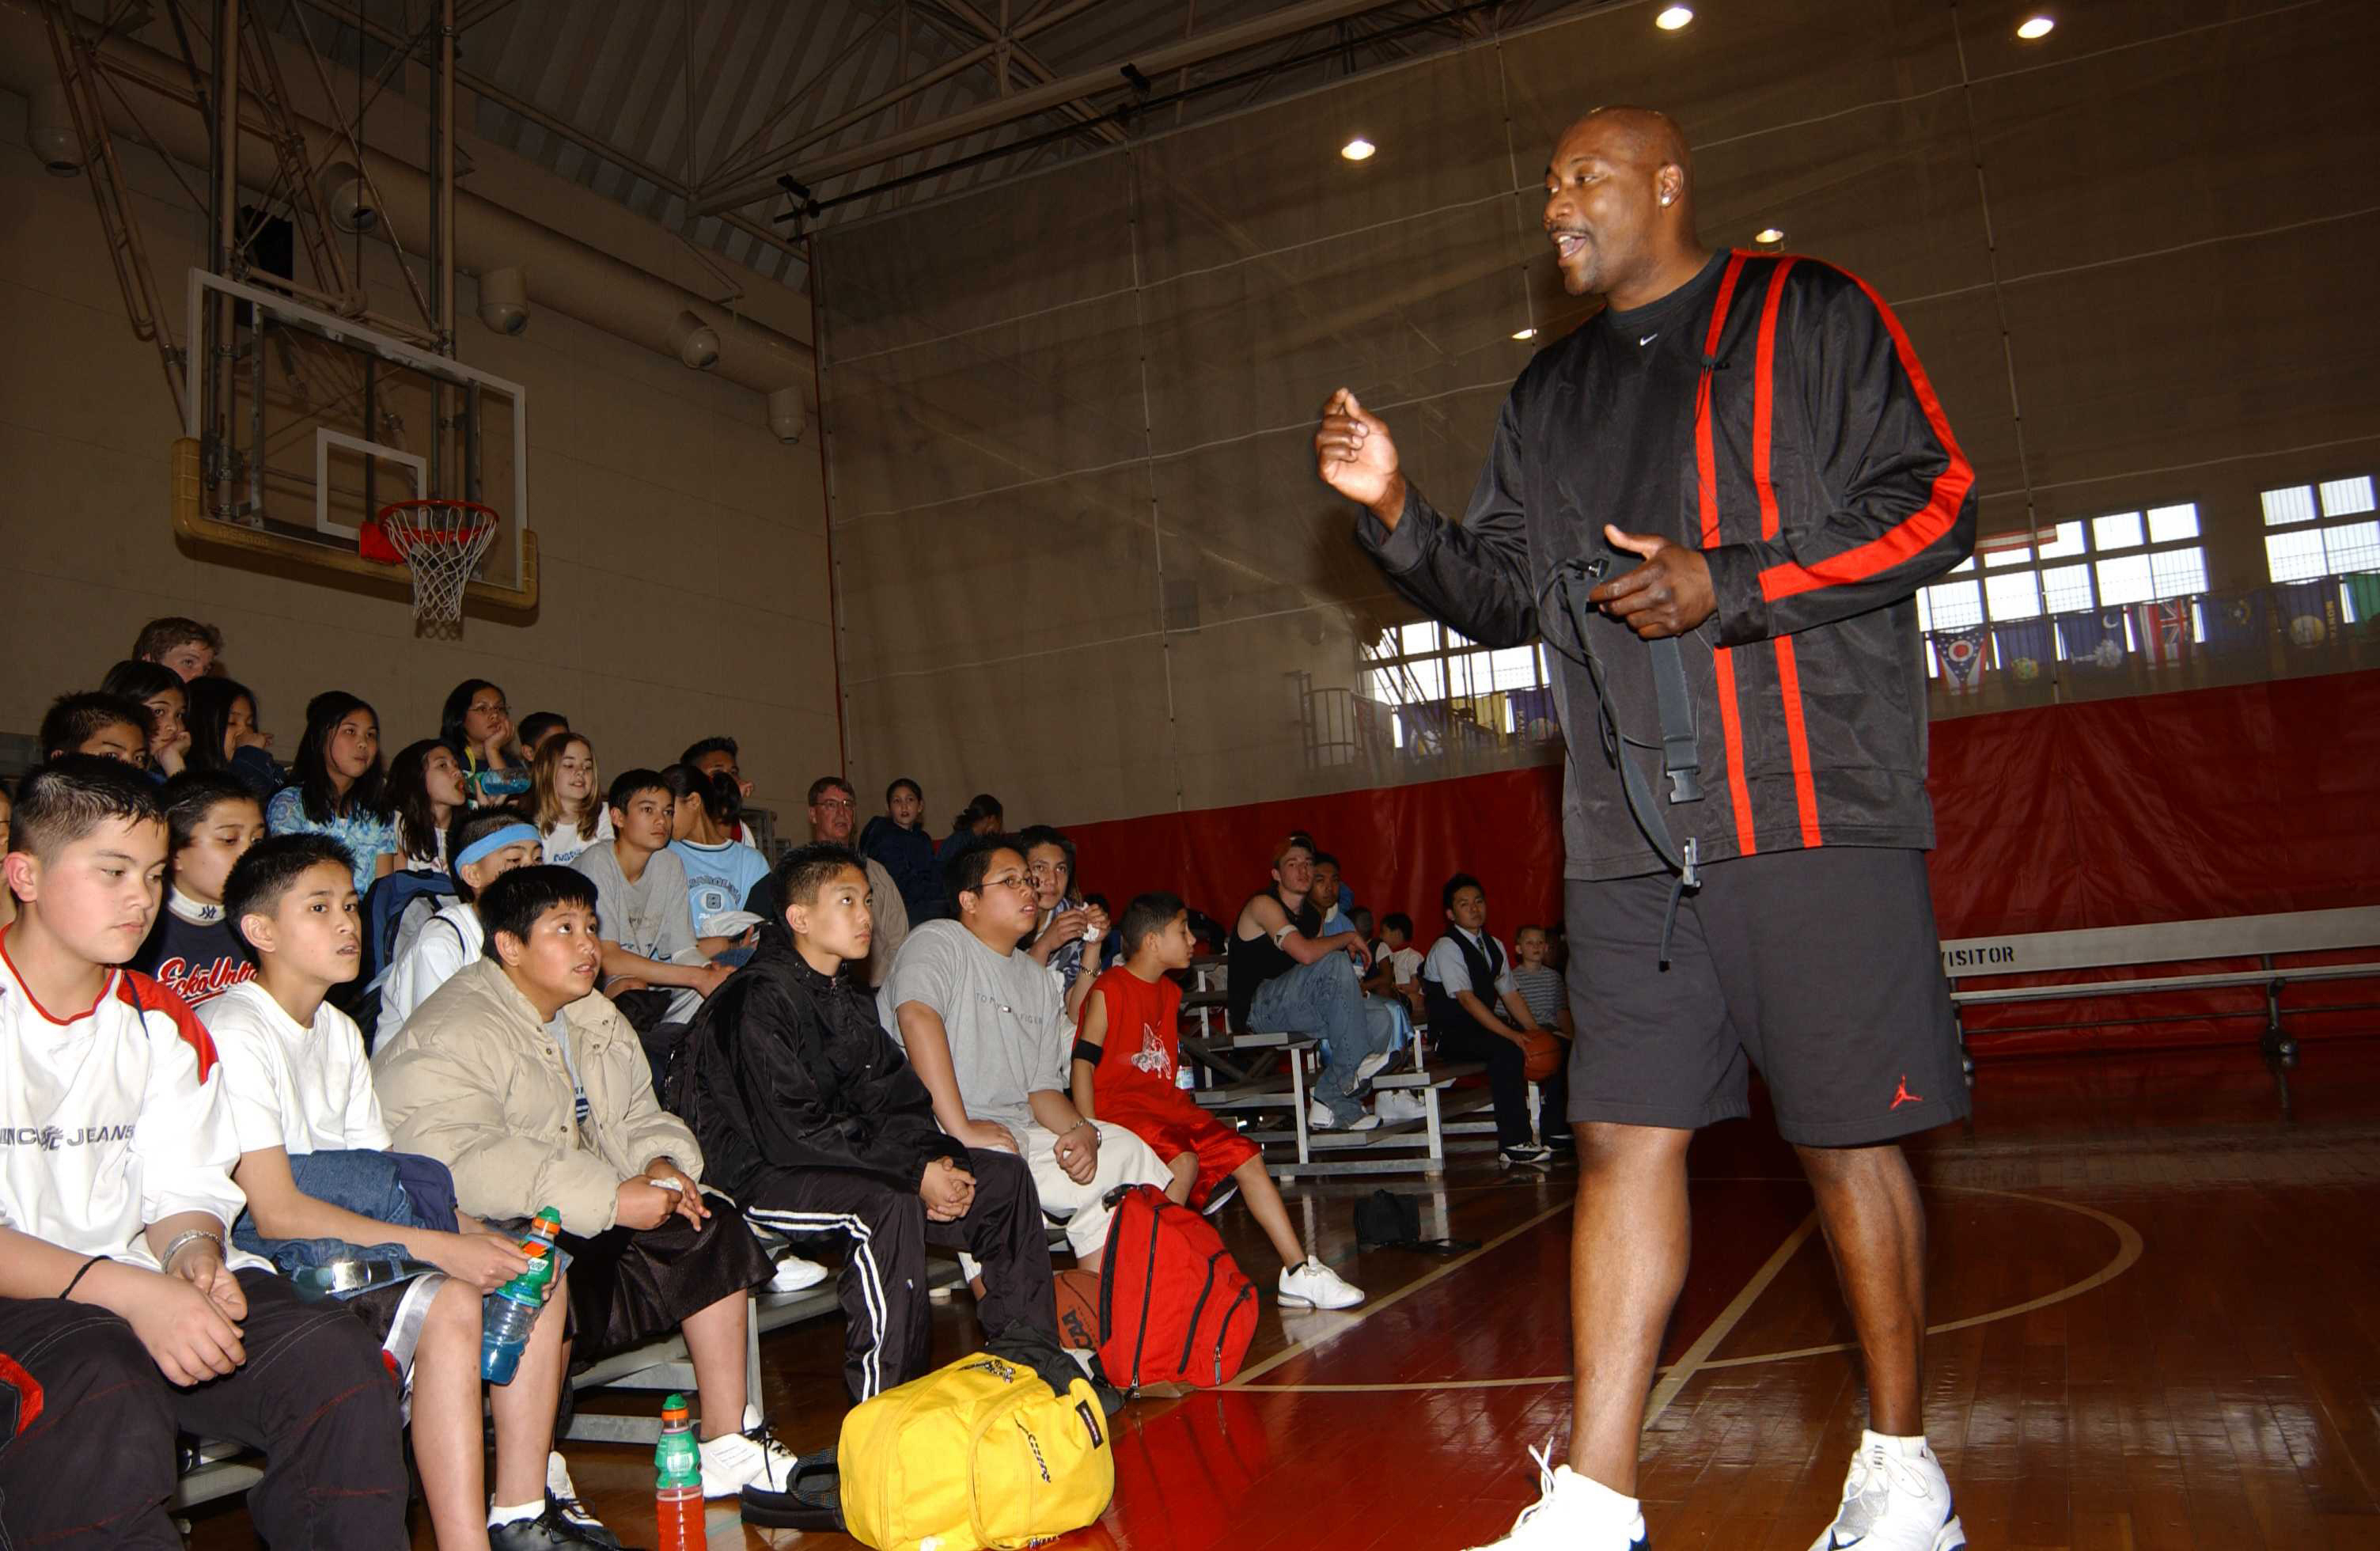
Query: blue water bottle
[{"left": 479, "top": 1208, "right": 562, "bottom": 1384}]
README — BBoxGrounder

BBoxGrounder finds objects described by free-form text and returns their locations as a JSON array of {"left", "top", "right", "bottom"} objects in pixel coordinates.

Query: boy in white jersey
[
  {"left": 0, "top": 757, "right": 407, "bottom": 1547},
  {"left": 209, "top": 832, "right": 620, "bottom": 1549}
]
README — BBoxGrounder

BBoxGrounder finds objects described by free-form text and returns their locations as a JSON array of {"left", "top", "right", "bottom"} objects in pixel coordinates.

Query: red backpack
[{"left": 1093, "top": 1184, "right": 1258, "bottom": 1390}]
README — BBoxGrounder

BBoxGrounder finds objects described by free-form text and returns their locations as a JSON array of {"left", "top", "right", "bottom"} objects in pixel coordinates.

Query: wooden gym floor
[{"left": 186, "top": 1037, "right": 2380, "bottom": 1550}]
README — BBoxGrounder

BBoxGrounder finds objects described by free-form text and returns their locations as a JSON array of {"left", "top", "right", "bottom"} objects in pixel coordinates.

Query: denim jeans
[
  {"left": 231, "top": 1147, "right": 458, "bottom": 1294},
  {"left": 1248, "top": 953, "right": 1394, "bottom": 1124}
]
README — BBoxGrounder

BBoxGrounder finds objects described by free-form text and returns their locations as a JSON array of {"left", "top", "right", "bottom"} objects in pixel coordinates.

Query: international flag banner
[
  {"left": 2202, "top": 591, "right": 2268, "bottom": 654},
  {"left": 1992, "top": 617, "right": 2055, "bottom": 684},
  {"left": 2056, "top": 608, "right": 2128, "bottom": 669},
  {"left": 2276, "top": 578, "right": 2342, "bottom": 649},
  {"left": 1932, "top": 626, "right": 1989, "bottom": 694},
  {"left": 2132, "top": 598, "right": 2194, "bottom": 668}
]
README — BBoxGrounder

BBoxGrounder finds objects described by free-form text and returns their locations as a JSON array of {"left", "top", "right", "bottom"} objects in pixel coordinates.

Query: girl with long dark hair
[
  {"left": 265, "top": 691, "right": 396, "bottom": 893},
  {"left": 182, "top": 676, "right": 281, "bottom": 796},
  {"left": 439, "top": 677, "right": 529, "bottom": 805}
]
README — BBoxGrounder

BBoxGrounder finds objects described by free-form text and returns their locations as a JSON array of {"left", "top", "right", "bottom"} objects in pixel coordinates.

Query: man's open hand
[{"left": 1588, "top": 525, "right": 1717, "bottom": 639}]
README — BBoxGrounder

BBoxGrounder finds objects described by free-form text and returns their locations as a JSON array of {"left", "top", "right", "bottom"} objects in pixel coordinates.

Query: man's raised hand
[{"left": 1314, "top": 389, "right": 1406, "bottom": 522}]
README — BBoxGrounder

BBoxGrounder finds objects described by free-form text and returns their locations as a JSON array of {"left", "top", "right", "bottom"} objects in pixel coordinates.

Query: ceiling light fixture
[
  {"left": 1511, "top": 327, "right": 1538, "bottom": 341},
  {"left": 2017, "top": 14, "right": 2055, "bottom": 39},
  {"left": 1755, "top": 227, "right": 1785, "bottom": 244},
  {"left": 1341, "top": 137, "right": 1376, "bottom": 161},
  {"left": 1655, "top": 6, "right": 1694, "bottom": 30}
]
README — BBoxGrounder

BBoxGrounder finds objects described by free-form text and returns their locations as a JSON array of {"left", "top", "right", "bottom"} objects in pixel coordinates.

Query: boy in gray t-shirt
[
  {"left": 572, "top": 771, "right": 729, "bottom": 1021},
  {"left": 878, "top": 840, "right": 1167, "bottom": 1273}
]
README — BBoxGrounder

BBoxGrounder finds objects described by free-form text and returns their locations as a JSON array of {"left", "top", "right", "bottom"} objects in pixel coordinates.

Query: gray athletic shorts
[{"left": 1564, "top": 846, "right": 1969, "bottom": 1147}]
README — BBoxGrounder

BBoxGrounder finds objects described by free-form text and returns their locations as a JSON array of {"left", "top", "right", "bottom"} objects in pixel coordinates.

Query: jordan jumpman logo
[{"left": 1889, "top": 1074, "right": 1922, "bottom": 1109}]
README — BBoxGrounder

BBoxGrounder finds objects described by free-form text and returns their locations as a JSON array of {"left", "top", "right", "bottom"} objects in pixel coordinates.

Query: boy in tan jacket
[{"left": 373, "top": 866, "right": 798, "bottom": 1502}]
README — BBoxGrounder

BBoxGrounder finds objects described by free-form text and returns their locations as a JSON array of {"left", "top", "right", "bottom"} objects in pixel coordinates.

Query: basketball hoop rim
[{"left": 372, "top": 497, "right": 502, "bottom": 544}]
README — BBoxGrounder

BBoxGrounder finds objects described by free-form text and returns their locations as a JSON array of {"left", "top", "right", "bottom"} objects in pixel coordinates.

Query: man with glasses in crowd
[
  {"left": 743, "top": 777, "right": 910, "bottom": 987},
  {"left": 881, "top": 834, "right": 1169, "bottom": 1276}
]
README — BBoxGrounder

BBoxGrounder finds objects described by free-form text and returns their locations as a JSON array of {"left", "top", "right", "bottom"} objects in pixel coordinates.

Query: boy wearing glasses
[
  {"left": 741, "top": 776, "right": 909, "bottom": 988},
  {"left": 880, "top": 836, "right": 1170, "bottom": 1276}
]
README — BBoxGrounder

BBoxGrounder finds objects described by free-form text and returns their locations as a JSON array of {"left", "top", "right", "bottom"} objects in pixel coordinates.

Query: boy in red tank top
[{"left": 1073, "top": 893, "right": 1364, "bottom": 1310}]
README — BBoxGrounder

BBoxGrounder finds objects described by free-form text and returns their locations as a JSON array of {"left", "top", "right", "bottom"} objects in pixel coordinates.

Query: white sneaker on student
[
  {"left": 768, "top": 1253, "right": 829, "bottom": 1293},
  {"left": 1353, "top": 1049, "right": 1393, "bottom": 1083},
  {"left": 699, "top": 1420, "right": 802, "bottom": 1497},
  {"left": 1277, "top": 1256, "right": 1365, "bottom": 1310},
  {"left": 1309, "top": 1100, "right": 1381, "bottom": 1132},
  {"left": 1374, "top": 1090, "right": 1431, "bottom": 1124},
  {"left": 1467, "top": 1443, "right": 1647, "bottom": 1550},
  {"left": 1806, "top": 1431, "right": 1965, "bottom": 1551}
]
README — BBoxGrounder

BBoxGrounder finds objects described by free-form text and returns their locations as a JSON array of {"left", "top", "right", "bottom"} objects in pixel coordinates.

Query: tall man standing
[{"left": 1320, "top": 107, "right": 1975, "bottom": 1551}]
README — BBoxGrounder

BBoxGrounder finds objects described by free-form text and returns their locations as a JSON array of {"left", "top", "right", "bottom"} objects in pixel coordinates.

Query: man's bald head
[{"left": 1542, "top": 105, "right": 1707, "bottom": 307}]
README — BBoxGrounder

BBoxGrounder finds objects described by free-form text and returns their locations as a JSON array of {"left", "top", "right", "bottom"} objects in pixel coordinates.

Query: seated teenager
[
  {"left": 1423, "top": 874, "right": 1561, "bottom": 1169},
  {"left": 860, "top": 776, "right": 945, "bottom": 925},
  {"left": 101, "top": 660, "right": 192, "bottom": 778},
  {"left": 1227, "top": 835, "right": 1394, "bottom": 1131},
  {"left": 941, "top": 792, "right": 1004, "bottom": 859},
  {"left": 380, "top": 810, "right": 544, "bottom": 1036},
  {"left": 680, "top": 738, "right": 758, "bottom": 846},
  {"left": 388, "top": 738, "right": 472, "bottom": 874},
  {"left": 267, "top": 691, "right": 399, "bottom": 895},
  {"left": 674, "top": 843, "right": 1061, "bottom": 1401},
  {"left": 371, "top": 867, "right": 796, "bottom": 1497},
  {"left": 664, "top": 764, "right": 770, "bottom": 940},
  {"left": 207, "top": 835, "right": 615, "bottom": 1550},
  {"left": 135, "top": 772, "right": 267, "bottom": 1007},
  {"left": 1074, "top": 893, "right": 1364, "bottom": 1311},
  {"left": 131, "top": 614, "right": 222, "bottom": 681},
  {"left": 570, "top": 770, "right": 732, "bottom": 1024},
  {"left": 1018, "top": 824, "right": 1106, "bottom": 1026},
  {"left": 1306, "top": 850, "right": 1351, "bottom": 934},
  {"left": 442, "top": 679, "right": 530, "bottom": 806},
  {"left": 0, "top": 757, "right": 408, "bottom": 1547},
  {"left": 40, "top": 688, "right": 151, "bottom": 768},
  {"left": 530, "top": 734, "right": 611, "bottom": 868},
  {"left": 517, "top": 711, "right": 571, "bottom": 760},
  {"left": 770, "top": 776, "right": 909, "bottom": 986},
  {"left": 1362, "top": 912, "right": 1427, "bottom": 1016},
  {"left": 880, "top": 836, "right": 1170, "bottom": 1276},
  {"left": 184, "top": 673, "right": 283, "bottom": 796}
]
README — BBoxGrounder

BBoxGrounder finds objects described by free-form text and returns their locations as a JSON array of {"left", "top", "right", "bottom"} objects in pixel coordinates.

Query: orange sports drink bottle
[{"left": 654, "top": 1393, "right": 703, "bottom": 1549}]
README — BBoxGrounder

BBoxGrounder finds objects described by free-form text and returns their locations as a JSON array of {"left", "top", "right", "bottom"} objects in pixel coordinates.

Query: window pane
[
  {"left": 2319, "top": 476, "right": 2375, "bottom": 517},
  {"left": 2040, "top": 562, "right": 2094, "bottom": 613},
  {"left": 1923, "top": 578, "right": 1983, "bottom": 629},
  {"left": 2325, "top": 520, "right": 2380, "bottom": 573},
  {"left": 1397, "top": 657, "right": 1446, "bottom": 699},
  {"left": 1485, "top": 645, "right": 1542, "bottom": 691},
  {"left": 2096, "top": 554, "right": 2153, "bottom": 605},
  {"left": 1982, "top": 544, "right": 2032, "bottom": 567},
  {"left": 2264, "top": 530, "right": 2327, "bottom": 583},
  {"left": 2148, "top": 546, "right": 2206, "bottom": 598},
  {"left": 2038, "top": 521, "right": 2086, "bottom": 560},
  {"left": 2262, "top": 485, "right": 2317, "bottom": 526},
  {"left": 1445, "top": 626, "right": 1476, "bottom": 650},
  {"left": 1984, "top": 570, "right": 2044, "bottom": 620},
  {"left": 1398, "top": 622, "right": 1438, "bottom": 656},
  {"left": 1915, "top": 588, "right": 1933, "bottom": 635},
  {"left": 1950, "top": 556, "right": 1976, "bottom": 574},
  {"left": 1366, "top": 669, "right": 1402, "bottom": 705},
  {"left": 2147, "top": 502, "right": 2200, "bottom": 543},
  {"left": 2093, "top": 511, "right": 2144, "bottom": 550}
]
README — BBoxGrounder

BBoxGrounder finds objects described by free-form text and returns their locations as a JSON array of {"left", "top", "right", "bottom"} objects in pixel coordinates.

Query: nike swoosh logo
[{"left": 1639, "top": 332, "right": 1659, "bottom": 346}]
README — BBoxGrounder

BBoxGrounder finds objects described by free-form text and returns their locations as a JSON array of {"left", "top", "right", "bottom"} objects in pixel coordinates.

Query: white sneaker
[
  {"left": 767, "top": 1253, "right": 829, "bottom": 1293},
  {"left": 1308, "top": 1100, "right": 1382, "bottom": 1132},
  {"left": 699, "top": 1420, "right": 801, "bottom": 1497},
  {"left": 1277, "top": 1256, "right": 1365, "bottom": 1310},
  {"left": 1807, "top": 1431, "right": 1965, "bottom": 1550},
  {"left": 1499, "top": 1143, "right": 1555, "bottom": 1169},
  {"left": 1352, "top": 1049, "right": 1393, "bottom": 1083},
  {"left": 1374, "top": 1090, "right": 1430, "bottom": 1123},
  {"left": 1467, "top": 1443, "right": 1647, "bottom": 1549}
]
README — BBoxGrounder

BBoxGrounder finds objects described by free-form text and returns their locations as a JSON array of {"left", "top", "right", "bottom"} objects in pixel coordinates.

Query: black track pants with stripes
[{"left": 738, "top": 1147, "right": 1060, "bottom": 1401}]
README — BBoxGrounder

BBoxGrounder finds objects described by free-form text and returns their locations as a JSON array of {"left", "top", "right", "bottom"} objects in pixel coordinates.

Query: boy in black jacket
[{"left": 673, "top": 842, "right": 1059, "bottom": 1401}]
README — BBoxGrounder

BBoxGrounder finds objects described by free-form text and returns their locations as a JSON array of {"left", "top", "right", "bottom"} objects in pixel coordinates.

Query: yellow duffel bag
[{"left": 839, "top": 1344, "right": 1116, "bottom": 1551}]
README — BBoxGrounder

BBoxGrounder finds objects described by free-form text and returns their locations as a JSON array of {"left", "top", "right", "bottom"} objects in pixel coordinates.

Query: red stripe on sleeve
[
  {"left": 1696, "top": 252, "right": 1757, "bottom": 855},
  {"left": 1749, "top": 261, "right": 1824, "bottom": 846},
  {"left": 1757, "top": 267, "right": 1973, "bottom": 603},
  {"left": 127, "top": 970, "right": 218, "bottom": 1082}
]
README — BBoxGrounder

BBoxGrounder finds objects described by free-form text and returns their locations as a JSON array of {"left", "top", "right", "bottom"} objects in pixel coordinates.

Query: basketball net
[{"left": 372, "top": 499, "right": 499, "bottom": 639}]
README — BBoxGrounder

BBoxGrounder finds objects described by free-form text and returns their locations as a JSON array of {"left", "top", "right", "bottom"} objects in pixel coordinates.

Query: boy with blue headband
[{"left": 380, "top": 809, "right": 544, "bottom": 1037}]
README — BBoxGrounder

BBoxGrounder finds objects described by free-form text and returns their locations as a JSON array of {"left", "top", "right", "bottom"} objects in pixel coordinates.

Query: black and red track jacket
[{"left": 1356, "top": 248, "right": 1977, "bottom": 881}]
